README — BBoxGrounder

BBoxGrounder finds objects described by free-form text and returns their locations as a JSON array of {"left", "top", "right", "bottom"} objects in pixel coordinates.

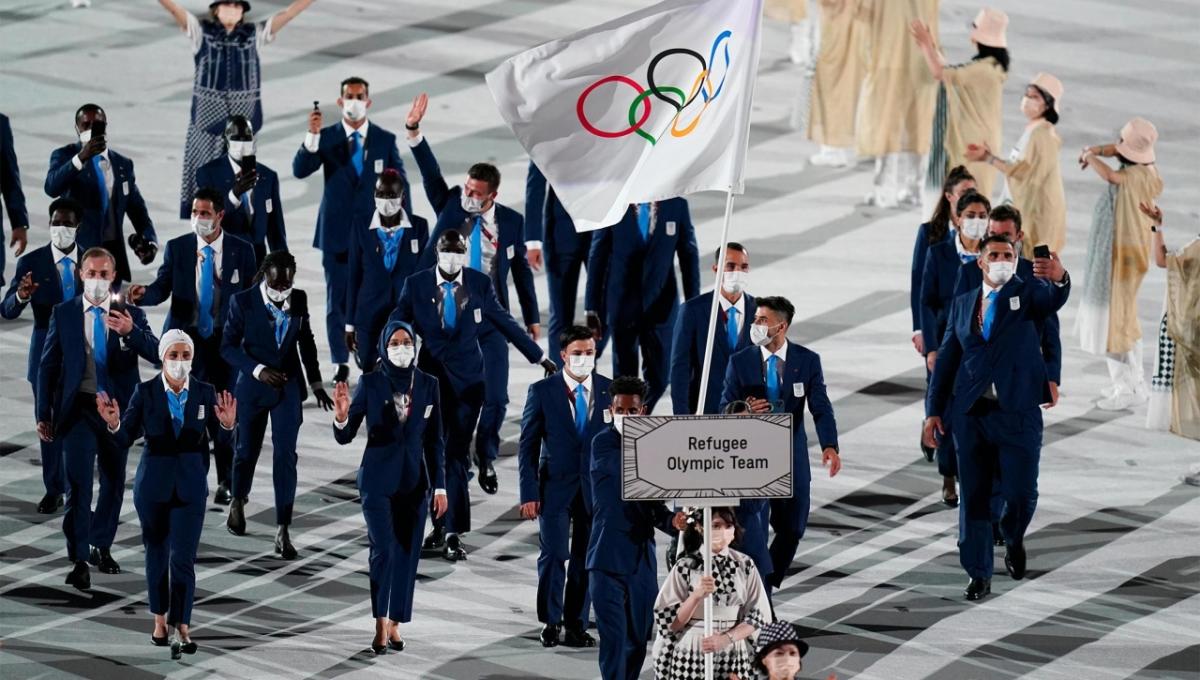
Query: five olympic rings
[{"left": 576, "top": 30, "right": 733, "bottom": 146}]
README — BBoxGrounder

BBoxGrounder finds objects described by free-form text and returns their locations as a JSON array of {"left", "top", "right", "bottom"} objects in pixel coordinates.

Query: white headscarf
[{"left": 158, "top": 329, "right": 194, "bottom": 360}]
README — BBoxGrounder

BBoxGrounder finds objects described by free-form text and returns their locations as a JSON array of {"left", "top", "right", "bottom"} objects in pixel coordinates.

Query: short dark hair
[
  {"left": 989, "top": 204, "right": 1022, "bottom": 230},
  {"left": 956, "top": 189, "right": 991, "bottom": 216},
  {"left": 559, "top": 325, "right": 594, "bottom": 349},
  {"left": 192, "top": 187, "right": 225, "bottom": 210},
  {"left": 74, "top": 103, "right": 104, "bottom": 123},
  {"left": 340, "top": 76, "right": 369, "bottom": 96},
  {"left": 714, "top": 241, "right": 748, "bottom": 265},
  {"left": 979, "top": 233, "right": 1015, "bottom": 253},
  {"left": 48, "top": 196, "right": 83, "bottom": 223},
  {"left": 254, "top": 250, "right": 297, "bottom": 285},
  {"left": 756, "top": 295, "right": 794, "bottom": 325},
  {"left": 609, "top": 376, "right": 648, "bottom": 399},
  {"left": 467, "top": 163, "right": 501, "bottom": 192},
  {"left": 80, "top": 246, "right": 116, "bottom": 269}
]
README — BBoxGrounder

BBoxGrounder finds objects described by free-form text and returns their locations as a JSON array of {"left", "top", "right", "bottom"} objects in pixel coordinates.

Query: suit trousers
[
  {"left": 609, "top": 308, "right": 676, "bottom": 414},
  {"left": 231, "top": 382, "right": 302, "bottom": 525},
  {"left": 423, "top": 355, "right": 485, "bottom": 535},
  {"left": 536, "top": 487, "right": 592, "bottom": 628},
  {"left": 134, "top": 488, "right": 205, "bottom": 626},
  {"left": 953, "top": 403, "right": 1042, "bottom": 579},
  {"left": 62, "top": 405, "right": 128, "bottom": 561},
  {"left": 589, "top": 565, "right": 657, "bottom": 680},
  {"left": 362, "top": 484, "right": 429, "bottom": 622},
  {"left": 475, "top": 328, "right": 509, "bottom": 465},
  {"left": 192, "top": 330, "right": 233, "bottom": 486},
  {"left": 322, "top": 251, "right": 350, "bottom": 365},
  {"left": 30, "top": 382, "right": 64, "bottom": 495},
  {"left": 767, "top": 458, "right": 812, "bottom": 589}
]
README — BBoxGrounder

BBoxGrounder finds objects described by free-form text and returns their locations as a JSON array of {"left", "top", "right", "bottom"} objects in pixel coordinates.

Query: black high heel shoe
[
  {"left": 387, "top": 638, "right": 405, "bottom": 652},
  {"left": 151, "top": 634, "right": 169, "bottom": 647},
  {"left": 180, "top": 639, "right": 198, "bottom": 655},
  {"left": 370, "top": 641, "right": 387, "bottom": 655}
]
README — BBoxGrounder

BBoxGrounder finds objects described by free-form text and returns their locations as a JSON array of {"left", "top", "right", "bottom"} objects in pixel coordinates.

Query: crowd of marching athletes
[{"left": 0, "top": 0, "right": 1196, "bottom": 678}]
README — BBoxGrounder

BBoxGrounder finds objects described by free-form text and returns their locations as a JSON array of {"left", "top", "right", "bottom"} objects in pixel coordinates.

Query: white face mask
[
  {"left": 83, "top": 277, "right": 110, "bottom": 303},
  {"left": 750, "top": 322, "right": 778, "bottom": 347},
  {"left": 438, "top": 252, "right": 467, "bottom": 276},
  {"left": 164, "top": 359, "right": 192, "bottom": 382},
  {"left": 960, "top": 217, "right": 989, "bottom": 240},
  {"left": 342, "top": 99, "right": 367, "bottom": 122},
  {"left": 612, "top": 413, "right": 626, "bottom": 434},
  {"left": 460, "top": 193, "right": 485, "bottom": 214},
  {"left": 192, "top": 216, "right": 217, "bottom": 239},
  {"left": 721, "top": 270, "right": 748, "bottom": 295},
  {"left": 566, "top": 353, "right": 595, "bottom": 378},
  {"left": 78, "top": 128, "right": 93, "bottom": 144},
  {"left": 986, "top": 260, "right": 1016, "bottom": 286},
  {"left": 227, "top": 140, "right": 254, "bottom": 161},
  {"left": 710, "top": 526, "right": 735, "bottom": 553},
  {"left": 375, "top": 197, "right": 404, "bottom": 218},
  {"left": 762, "top": 650, "right": 801, "bottom": 678},
  {"left": 387, "top": 344, "right": 415, "bottom": 368},
  {"left": 265, "top": 286, "right": 292, "bottom": 303},
  {"left": 50, "top": 226, "right": 77, "bottom": 250}
]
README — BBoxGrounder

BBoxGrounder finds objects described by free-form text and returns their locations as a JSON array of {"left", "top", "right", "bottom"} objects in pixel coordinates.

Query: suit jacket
[
  {"left": 670, "top": 291, "right": 758, "bottom": 415},
  {"left": 411, "top": 138, "right": 539, "bottom": 326},
  {"left": 140, "top": 231, "right": 257, "bottom": 336},
  {"left": 0, "top": 113, "right": 29, "bottom": 286},
  {"left": 346, "top": 214, "right": 431, "bottom": 331},
  {"left": 116, "top": 377, "right": 233, "bottom": 504},
  {"left": 927, "top": 274, "right": 1071, "bottom": 418},
  {"left": 911, "top": 222, "right": 951, "bottom": 333},
  {"left": 586, "top": 427, "right": 678, "bottom": 575},
  {"left": 721, "top": 342, "right": 839, "bottom": 460},
  {"left": 333, "top": 369, "right": 446, "bottom": 497},
  {"left": 523, "top": 162, "right": 592, "bottom": 262},
  {"left": 954, "top": 258, "right": 1063, "bottom": 384},
  {"left": 585, "top": 198, "right": 700, "bottom": 325},
  {"left": 920, "top": 238, "right": 968, "bottom": 356},
  {"left": 36, "top": 297, "right": 159, "bottom": 431},
  {"left": 1, "top": 244, "right": 78, "bottom": 383},
  {"left": 195, "top": 156, "right": 288, "bottom": 257},
  {"left": 220, "top": 287, "right": 323, "bottom": 405},
  {"left": 44, "top": 143, "right": 156, "bottom": 282},
  {"left": 518, "top": 372, "right": 613, "bottom": 510},
  {"left": 388, "top": 267, "right": 542, "bottom": 394},
  {"left": 292, "top": 122, "right": 410, "bottom": 256}
]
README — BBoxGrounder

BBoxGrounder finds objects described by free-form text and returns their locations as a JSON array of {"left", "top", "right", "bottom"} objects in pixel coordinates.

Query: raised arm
[
  {"left": 909, "top": 20, "right": 945, "bottom": 81},
  {"left": 269, "top": 0, "right": 317, "bottom": 35},
  {"left": 332, "top": 379, "right": 368, "bottom": 444},
  {"left": 157, "top": 0, "right": 190, "bottom": 31}
]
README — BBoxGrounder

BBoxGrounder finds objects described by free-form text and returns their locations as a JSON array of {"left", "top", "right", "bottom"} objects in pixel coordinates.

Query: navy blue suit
[
  {"left": 586, "top": 427, "right": 678, "bottom": 680},
  {"left": 334, "top": 365, "right": 445, "bottom": 622},
  {"left": 586, "top": 199, "right": 699, "bottom": 413},
  {"left": 0, "top": 113, "right": 29, "bottom": 286},
  {"left": 114, "top": 377, "right": 232, "bottom": 626},
  {"left": 1, "top": 244, "right": 76, "bottom": 495},
  {"left": 721, "top": 342, "right": 839, "bottom": 588},
  {"left": 37, "top": 297, "right": 158, "bottom": 561},
  {"left": 389, "top": 267, "right": 542, "bottom": 533},
  {"left": 910, "top": 222, "right": 952, "bottom": 338},
  {"left": 195, "top": 156, "right": 288, "bottom": 263},
  {"left": 292, "top": 122, "right": 410, "bottom": 364},
  {"left": 670, "top": 292, "right": 758, "bottom": 415},
  {"left": 927, "top": 274, "right": 1070, "bottom": 579},
  {"left": 524, "top": 163, "right": 600, "bottom": 364},
  {"left": 221, "top": 287, "right": 324, "bottom": 525},
  {"left": 412, "top": 137, "right": 540, "bottom": 466},
  {"left": 920, "top": 235, "right": 975, "bottom": 476},
  {"left": 139, "top": 231, "right": 256, "bottom": 488},
  {"left": 518, "top": 371, "right": 613, "bottom": 630},
  {"left": 346, "top": 215, "right": 430, "bottom": 369},
  {"left": 44, "top": 144, "right": 157, "bottom": 283}
]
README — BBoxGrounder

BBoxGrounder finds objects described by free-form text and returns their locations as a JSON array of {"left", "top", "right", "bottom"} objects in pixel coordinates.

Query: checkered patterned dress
[{"left": 651, "top": 549, "right": 773, "bottom": 679}]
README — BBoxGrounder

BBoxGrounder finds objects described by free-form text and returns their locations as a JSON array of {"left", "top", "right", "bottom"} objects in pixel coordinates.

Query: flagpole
[{"left": 694, "top": 188, "right": 736, "bottom": 680}]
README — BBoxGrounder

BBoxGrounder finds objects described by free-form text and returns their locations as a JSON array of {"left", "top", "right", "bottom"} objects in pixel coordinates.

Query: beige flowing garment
[
  {"left": 854, "top": 0, "right": 939, "bottom": 156},
  {"left": 1108, "top": 164, "right": 1164, "bottom": 353},
  {"left": 808, "top": 0, "right": 867, "bottom": 148},
  {"left": 1166, "top": 238, "right": 1200, "bottom": 440},
  {"left": 1004, "top": 120, "right": 1067, "bottom": 257},
  {"left": 941, "top": 57, "right": 1006, "bottom": 199},
  {"left": 765, "top": 0, "right": 808, "bottom": 22}
]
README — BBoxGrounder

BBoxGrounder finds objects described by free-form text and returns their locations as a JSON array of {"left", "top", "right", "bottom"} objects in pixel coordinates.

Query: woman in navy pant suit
[
  {"left": 97, "top": 329, "right": 237, "bottom": 660},
  {"left": 332, "top": 319, "right": 447, "bottom": 654}
]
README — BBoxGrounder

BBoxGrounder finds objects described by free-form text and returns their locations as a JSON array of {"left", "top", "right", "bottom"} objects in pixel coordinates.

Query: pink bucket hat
[
  {"left": 1030, "top": 73, "right": 1064, "bottom": 106},
  {"left": 970, "top": 8, "right": 1009, "bottom": 48},
  {"left": 1116, "top": 117, "right": 1158, "bottom": 164}
]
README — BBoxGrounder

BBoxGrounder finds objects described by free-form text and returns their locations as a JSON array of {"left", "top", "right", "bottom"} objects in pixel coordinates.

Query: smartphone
[
  {"left": 110, "top": 291, "right": 126, "bottom": 314},
  {"left": 1033, "top": 244, "right": 1050, "bottom": 259},
  {"left": 240, "top": 154, "right": 257, "bottom": 174},
  {"left": 90, "top": 119, "right": 107, "bottom": 139}
]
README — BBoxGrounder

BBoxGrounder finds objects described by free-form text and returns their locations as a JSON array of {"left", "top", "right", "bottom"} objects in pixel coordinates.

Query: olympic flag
[{"left": 485, "top": 0, "right": 764, "bottom": 230}]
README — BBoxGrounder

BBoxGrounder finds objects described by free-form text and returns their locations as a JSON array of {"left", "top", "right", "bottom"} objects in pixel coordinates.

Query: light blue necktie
[
  {"left": 637, "top": 203, "right": 651, "bottom": 241},
  {"left": 241, "top": 191, "right": 252, "bottom": 218},
  {"left": 59, "top": 257, "right": 75, "bottom": 300},
  {"left": 982, "top": 290, "right": 999, "bottom": 340},
  {"left": 167, "top": 388, "right": 188, "bottom": 436},
  {"left": 469, "top": 216, "right": 483, "bottom": 271},
  {"left": 264, "top": 301, "right": 289, "bottom": 347},
  {"left": 441, "top": 281, "right": 457, "bottom": 329},
  {"left": 726, "top": 307, "right": 739, "bottom": 348},
  {"left": 90, "top": 307, "right": 109, "bottom": 392},
  {"left": 574, "top": 384, "right": 588, "bottom": 436},
  {"left": 766, "top": 355, "right": 780, "bottom": 404},
  {"left": 197, "top": 245, "right": 215, "bottom": 338},
  {"left": 349, "top": 131, "right": 363, "bottom": 176},
  {"left": 377, "top": 228, "right": 401, "bottom": 271},
  {"left": 91, "top": 156, "right": 110, "bottom": 217}
]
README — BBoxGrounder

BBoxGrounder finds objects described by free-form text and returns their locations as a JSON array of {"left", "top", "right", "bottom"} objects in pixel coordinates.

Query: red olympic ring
[{"left": 576, "top": 75, "right": 652, "bottom": 139}]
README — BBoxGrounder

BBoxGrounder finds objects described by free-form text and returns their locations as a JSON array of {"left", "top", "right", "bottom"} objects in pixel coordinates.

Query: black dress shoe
[
  {"left": 213, "top": 482, "right": 232, "bottom": 506},
  {"left": 540, "top": 623, "right": 560, "bottom": 648},
  {"left": 422, "top": 527, "right": 446, "bottom": 551},
  {"left": 1004, "top": 543, "right": 1027, "bottom": 580},
  {"left": 992, "top": 523, "right": 1006, "bottom": 547},
  {"left": 370, "top": 642, "right": 387, "bottom": 655},
  {"left": 443, "top": 533, "right": 467, "bottom": 561},
  {"left": 274, "top": 525, "right": 297, "bottom": 560},
  {"left": 89, "top": 546, "right": 121, "bottom": 574},
  {"left": 180, "top": 640, "right": 198, "bottom": 655},
  {"left": 151, "top": 634, "right": 169, "bottom": 647},
  {"left": 920, "top": 426, "right": 935, "bottom": 462},
  {"left": 478, "top": 461, "right": 498, "bottom": 495},
  {"left": 562, "top": 627, "right": 596, "bottom": 648},
  {"left": 37, "top": 492, "right": 64, "bottom": 514},
  {"left": 65, "top": 561, "right": 90, "bottom": 591},
  {"left": 964, "top": 577, "right": 991, "bottom": 601},
  {"left": 334, "top": 364, "right": 350, "bottom": 383},
  {"left": 387, "top": 638, "right": 406, "bottom": 652},
  {"left": 227, "top": 497, "right": 247, "bottom": 536}
]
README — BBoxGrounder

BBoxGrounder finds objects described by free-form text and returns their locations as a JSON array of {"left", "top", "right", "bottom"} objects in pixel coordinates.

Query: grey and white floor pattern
[{"left": 0, "top": 0, "right": 1197, "bottom": 678}]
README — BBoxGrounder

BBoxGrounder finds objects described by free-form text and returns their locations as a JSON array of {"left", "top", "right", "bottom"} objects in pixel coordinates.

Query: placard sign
[{"left": 620, "top": 414, "right": 793, "bottom": 501}]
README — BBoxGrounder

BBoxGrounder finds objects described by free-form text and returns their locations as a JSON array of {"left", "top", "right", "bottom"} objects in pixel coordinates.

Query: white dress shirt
[
  {"left": 195, "top": 231, "right": 224, "bottom": 298},
  {"left": 562, "top": 370, "right": 594, "bottom": 422},
  {"left": 466, "top": 204, "right": 499, "bottom": 273},
  {"left": 759, "top": 343, "right": 787, "bottom": 385},
  {"left": 72, "top": 148, "right": 114, "bottom": 197},
  {"left": 344, "top": 212, "right": 413, "bottom": 333},
  {"left": 82, "top": 294, "right": 111, "bottom": 350},
  {"left": 719, "top": 293, "right": 745, "bottom": 338}
]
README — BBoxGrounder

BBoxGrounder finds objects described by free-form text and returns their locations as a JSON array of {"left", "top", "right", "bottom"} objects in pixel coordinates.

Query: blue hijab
[{"left": 378, "top": 319, "right": 416, "bottom": 393}]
